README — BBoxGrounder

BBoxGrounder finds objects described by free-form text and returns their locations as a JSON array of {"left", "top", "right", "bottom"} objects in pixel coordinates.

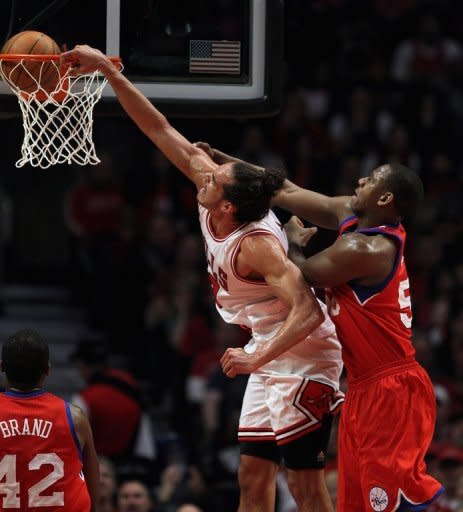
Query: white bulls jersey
[{"left": 199, "top": 205, "right": 342, "bottom": 386}]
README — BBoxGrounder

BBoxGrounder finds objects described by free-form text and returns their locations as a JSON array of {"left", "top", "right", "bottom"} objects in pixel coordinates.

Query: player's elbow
[{"left": 147, "top": 112, "right": 170, "bottom": 139}]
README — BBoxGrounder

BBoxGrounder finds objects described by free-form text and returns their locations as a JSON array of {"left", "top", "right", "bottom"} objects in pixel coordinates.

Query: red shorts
[{"left": 337, "top": 358, "right": 444, "bottom": 512}]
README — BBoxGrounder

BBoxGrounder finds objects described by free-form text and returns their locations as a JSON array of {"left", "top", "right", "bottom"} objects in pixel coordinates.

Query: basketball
[{"left": 1, "top": 31, "right": 61, "bottom": 95}]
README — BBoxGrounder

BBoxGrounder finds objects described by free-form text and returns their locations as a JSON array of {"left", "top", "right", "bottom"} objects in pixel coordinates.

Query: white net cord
[{"left": 0, "top": 59, "right": 114, "bottom": 169}]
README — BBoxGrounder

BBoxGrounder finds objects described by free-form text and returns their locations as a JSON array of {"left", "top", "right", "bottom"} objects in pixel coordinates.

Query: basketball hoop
[{"left": 0, "top": 54, "right": 122, "bottom": 169}]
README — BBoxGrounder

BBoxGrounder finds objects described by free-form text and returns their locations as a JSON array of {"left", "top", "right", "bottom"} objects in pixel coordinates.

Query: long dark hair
[{"left": 223, "top": 162, "right": 286, "bottom": 223}]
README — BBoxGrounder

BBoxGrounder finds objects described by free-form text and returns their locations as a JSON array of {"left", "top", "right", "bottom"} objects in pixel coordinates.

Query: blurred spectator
[
  {"left": 199, "top": 323, "right": 247, "bottom": 482},
  {"left": 65, "top": 154, "right": 127, "bottom": 325},
  {"left": 98, "top": 457, "right": 117, "bottom": 512},
  {"left": 236, "top": 125, "right": 284, "bottom": 169},
  {"left": 0, "top": 185, "right": 12, "bottom": 315},
  {"left": 71, "top": 340, "right": 156, "bottom": 461},
  {"left": 117, "top": 480, "right": 154, "bottom": 512},
  {"left": 175, "top": 505, "right": 204, "bottom": 512},
  {"left": 374, "top": 0, "right": 417, "bottom": 19},
  {"left": 157, "top": 463, "right": 220, "bottom": 512},
  {"left": 391, "top": 15, "right": 462, "bottom": 83}
]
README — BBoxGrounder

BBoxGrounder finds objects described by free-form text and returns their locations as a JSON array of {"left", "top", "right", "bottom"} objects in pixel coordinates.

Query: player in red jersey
[
  {"left": 275, "top": 163, "right": 444, "bottom": 511},
  {"left": 201, "top": 147, "right": 443, "bottom": 511},
  {"left": 0, "top": 329, "right": 99, "bottom": 512}
]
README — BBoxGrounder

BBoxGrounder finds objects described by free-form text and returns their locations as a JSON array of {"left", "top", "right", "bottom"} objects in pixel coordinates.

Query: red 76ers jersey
[
  {"left": 327, "top": 216, "right": 416, "bottom": 382},
  {"left": 0, "top": 390, "right": 91, "bottom": 512}
]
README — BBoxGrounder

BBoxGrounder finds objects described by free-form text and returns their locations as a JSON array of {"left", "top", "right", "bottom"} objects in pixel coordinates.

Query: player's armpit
[{"left": 238, "top": 235, "right": 324, "bottom": 367}]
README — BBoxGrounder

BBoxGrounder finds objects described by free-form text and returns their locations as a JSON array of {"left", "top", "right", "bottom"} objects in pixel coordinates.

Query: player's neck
[
  {"left": 7, "top": 386, "right": 42, "bottom": 393},
  {"left": 357, "top": 213, "right": 399, "bottom": 229},
  {"left": 210, "top": 213, "right": 242, "bottom": 237}
]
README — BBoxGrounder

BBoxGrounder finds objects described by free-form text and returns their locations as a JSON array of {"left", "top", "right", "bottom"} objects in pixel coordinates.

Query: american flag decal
[{"left": 189, "top": 40, "right": 241, "bottom": 75}]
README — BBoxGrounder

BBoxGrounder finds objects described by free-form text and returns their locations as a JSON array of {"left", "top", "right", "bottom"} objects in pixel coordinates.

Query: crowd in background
[{"left": 2, "top": 1, "right": 463, "bottom": 511}]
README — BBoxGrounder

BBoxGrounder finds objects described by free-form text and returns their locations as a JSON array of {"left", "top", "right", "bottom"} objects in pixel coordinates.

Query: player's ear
[
  {"left": 222, "top": 200, "right": 236, "bottom": 214},
  {"left": 378, "top": 191, "right": 393, "bottom": 207},
  {"left": 45, "top": 362, "right": 51, "bottom": 376}
]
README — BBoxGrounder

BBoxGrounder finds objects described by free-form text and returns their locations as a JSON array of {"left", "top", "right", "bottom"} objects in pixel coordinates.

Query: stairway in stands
[{"left": 0, "top": 284, "right": 88, "bottom": 400}]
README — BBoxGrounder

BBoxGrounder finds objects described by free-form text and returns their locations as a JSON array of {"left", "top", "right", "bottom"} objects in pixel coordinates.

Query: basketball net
[{"left": 0, "top": 55, "right": 122, "bottom": 169}]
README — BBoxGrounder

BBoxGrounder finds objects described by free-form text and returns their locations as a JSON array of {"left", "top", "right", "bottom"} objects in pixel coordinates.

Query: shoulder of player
[
  {"left": 69, "top": 403, "right": 89, "bottom": 431},
  {"left": 335, "top": 232, "right": 395, "bottom": 261},
  {"left": 240, "top": 232, "right": 285, "bottom": 258}
]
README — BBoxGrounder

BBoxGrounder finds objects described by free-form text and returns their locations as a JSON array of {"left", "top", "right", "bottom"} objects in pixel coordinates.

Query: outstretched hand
[
  {"left": 60, "top": 44, "right": 110, "bottom": 74},
  {"left": 284, "top": 216, "right": 318, "bottom": 247}
]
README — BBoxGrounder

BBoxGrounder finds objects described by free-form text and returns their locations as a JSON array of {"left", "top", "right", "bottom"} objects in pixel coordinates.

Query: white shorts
[{"left": 238, "top": 372, "right": 344, "bottom": 446}]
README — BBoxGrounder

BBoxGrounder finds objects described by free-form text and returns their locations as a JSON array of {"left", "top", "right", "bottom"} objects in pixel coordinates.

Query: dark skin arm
[
  {"left": 285, "top": 217, "right": 396, "bottom": 287},
  {"left": 194, "top": 144, "right": 353, "bottom": 229},
  {"left": 274, "top": 180, "right": 352, "bottom": 230},
  {"left": 71, "top": 405, "right": 99, "bottom": 512},
  {"left": 220, "top": 234, "right": 324, "bottom": 377},
  {"left": 194, "top": 142, "right": 265, "bottom": 171}
]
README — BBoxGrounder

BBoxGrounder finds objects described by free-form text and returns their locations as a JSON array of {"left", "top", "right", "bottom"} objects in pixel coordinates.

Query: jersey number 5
[
  {"left": 0, "top": 453, "right": 64, "bottom": 508},
  {"left": 398, "top": 278, "right": 412, "bottom": 328}
]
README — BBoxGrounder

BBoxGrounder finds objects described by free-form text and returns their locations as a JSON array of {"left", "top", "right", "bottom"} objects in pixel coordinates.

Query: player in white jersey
[{"left": 61, "top": 45, "right": 343, "bottom": 512}]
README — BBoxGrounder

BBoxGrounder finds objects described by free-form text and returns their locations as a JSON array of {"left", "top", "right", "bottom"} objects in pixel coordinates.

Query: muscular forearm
[{"left": 255, "top": 300, "right": 323, "bottom": 367}]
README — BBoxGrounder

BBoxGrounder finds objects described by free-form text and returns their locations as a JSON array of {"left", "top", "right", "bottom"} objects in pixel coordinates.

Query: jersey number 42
[{"left": 0, "top": 453, "right": 64, "bottom": 508}]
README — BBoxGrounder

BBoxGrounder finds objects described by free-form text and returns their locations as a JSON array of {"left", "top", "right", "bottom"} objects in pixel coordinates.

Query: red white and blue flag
[{"left": 189, "top": 40, "right": 241, "bottom": 75}]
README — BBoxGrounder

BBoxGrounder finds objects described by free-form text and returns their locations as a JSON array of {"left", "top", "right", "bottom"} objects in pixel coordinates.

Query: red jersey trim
[
  {"left": 338, "top": 215, "right": 357, "bottom": 230},
  {"left": 275, "top": 417, "right": 313, "bottom": 436},
  {"left": 230, "top": 230, "right": 285, "bottom": 285},
  {"left": 238, "top": 427, "right": 274, "bottom": 432},
  {"left": 206, "top": 210, "right": 248, "bottom": 242},
  {"left": 276, "top": 422, "right": 323, "bottom": 446},
  {"left": 238, "top": 434, "right": 277, "bottom": 442}
]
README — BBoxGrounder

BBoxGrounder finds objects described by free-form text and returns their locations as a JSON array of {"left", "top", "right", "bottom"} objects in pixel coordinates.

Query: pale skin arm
[
  {"left": 220, "top": 235, "right": 324, "bottom": 378},
  {"left": 60, "top": 45, "right": 216, "bottom": 190},
  {"left": 285, "top": 217, "right": 396, "bottom": 287},
  {"left": 71, "top": 405, "right": 99, "bottom": 512}
]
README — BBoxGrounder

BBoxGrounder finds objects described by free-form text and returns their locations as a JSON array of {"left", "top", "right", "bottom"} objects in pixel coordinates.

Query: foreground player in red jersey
[
  {"left": 202, "top": 147, "right": 444, "bottom": 511},
  {"left": 275, "top": 163, "right": 444, "bottom": 512},
  {"left": 0, "top": 329, "right": 99, "bottom": 512}
]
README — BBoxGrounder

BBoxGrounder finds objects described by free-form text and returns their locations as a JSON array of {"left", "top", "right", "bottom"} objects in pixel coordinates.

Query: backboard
[{"left": 0, "top": 0, "right": 283, "bottom": 117}]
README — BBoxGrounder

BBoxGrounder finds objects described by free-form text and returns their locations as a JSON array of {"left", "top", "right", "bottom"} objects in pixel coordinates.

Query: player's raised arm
[
  {"left": 60, "top": 45, "right": 215, "bottom": 190},
  {"left": 274, "top": 180, "right": 353, "bottom": 230},
  {"left": 220, "top": 235, "right": 323, "bottom": 377},
  {"left": 71, "top": 405, "right": 100, "bottom": 512}
]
